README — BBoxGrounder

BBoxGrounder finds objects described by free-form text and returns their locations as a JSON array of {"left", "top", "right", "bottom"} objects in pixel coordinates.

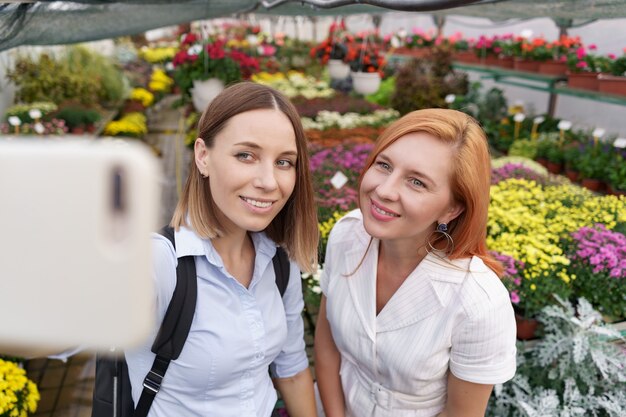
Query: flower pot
[
  {"left": 497, "top": 56, "right": 515, "bottom": 69},
  {"left": 481, "top": 55, "right": 501, "bottom": 67},
  {"left": 453, "top": 51, "right": 479, "bottom": 64},
  {"left": 565, "top": 169, "right": 580, "bottom": 183},
  {"left": 514, "top": 59, "right": 540, "bottom": 72},
  {"left": 607, "top": 184, "right": 626, "bottom": 196},
  {"left": 191, "top": 78, "right": 225, "bottom": 112},
  {"left": 351, "top": 71, "right": 381, "bottom": 95},
  {"left": 327, "top": 59, "right": 350, "bottom": 80},
  {"left": 546, "top": 161, "right": 563, "bottom": 174},
  {"left": 538, "top": 60, "right": 568, "bottom": 76},
  {"left": 597, "top": 74, "right": 626, "bottom": 96},
  {"left": 567, "top": 72, "right": 599, "bottom": 91},
  {"left": 71, "top": 126, "right": 85, "bottom": 135},
  {"left": 515, "top": 313, "right": 539, "bottom": 340},
  {"left": 581, "top": 178, "right": 606, "bottom": 193}
]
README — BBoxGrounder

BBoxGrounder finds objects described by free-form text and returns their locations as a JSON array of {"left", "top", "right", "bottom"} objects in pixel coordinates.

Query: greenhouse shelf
[{"left": 452, "top": 62, "right": 626, "bottom": 115}]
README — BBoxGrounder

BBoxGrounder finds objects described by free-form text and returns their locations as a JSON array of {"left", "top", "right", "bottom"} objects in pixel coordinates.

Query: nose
[
  {"left": 375, "top": 173, "right": 400, "bottom": 201},
  {"left": 252, "top": 162, "right": 278, "bottom": 191}
]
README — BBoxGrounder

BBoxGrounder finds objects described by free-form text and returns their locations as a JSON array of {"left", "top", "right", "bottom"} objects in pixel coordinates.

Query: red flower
[{"left": 182, "top": 33, "right": 198, "bottom": 46}]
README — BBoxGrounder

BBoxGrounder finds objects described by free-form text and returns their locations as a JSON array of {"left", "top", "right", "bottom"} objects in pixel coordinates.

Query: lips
[
  {"left": 370, "top": 199, "right": 400, "bottom": 221},
  {"left": 240, "top": 196, "right": 275, "bottom": 208}
]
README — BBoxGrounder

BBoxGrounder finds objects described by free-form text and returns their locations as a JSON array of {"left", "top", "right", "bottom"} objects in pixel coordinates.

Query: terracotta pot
[
  {"left": 565, "top": 169, "right": 580, "bottom": 183},
  {"left": 546, "top": 161, "right": 563, "bottom": 174},
  {"left": 481, "top": 55, "right": 501, "bottom": 67},
  {"left": 597, "top": 74, "right": 626, "bottom": 96},
  {"left": 453, "top": 51, "right": 478, "bottom": 64},
  {"left": 581, "top": 178, "right": 606, "bottom": 192},
  {"left": 514, "top": 59, "right": 540, "bottom": 72},
  {"left": 86, "top": 123, "right": 97, "bottom": 134},
  {"left": 607, "top": 184, "right": 626, "bottom": 196},
  {"left": 393, "top": 47, "right": 430, "bottom": 58},
  {"left": 567, "top": 72, "right": 599, "bottom": 91},
  {"left": 497, "top": 56, "right": 515, "bottom": 69},
  {"left": 71, "top": 126, "right": 85, "bottom": 135},
  {"left": 538, "top": 60, "right": 568, "bottom": 76},
  {"left": 515, "top": 313, "right": 539, "bottom": 340}
]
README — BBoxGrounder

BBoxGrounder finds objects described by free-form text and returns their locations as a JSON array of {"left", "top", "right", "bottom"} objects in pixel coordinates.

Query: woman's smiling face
[
  {"left": 359, "top": 131, "right": 463, "bottom": 248},
  {"left": 195, "top": 108, "right": 298, "bottom": 235}
]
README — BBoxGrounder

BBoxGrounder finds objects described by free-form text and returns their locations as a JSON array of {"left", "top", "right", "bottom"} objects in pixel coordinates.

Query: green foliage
[
  {"left": 508, "top": 138, "right": 538, "bottom": 159},
  {"left": 6, "top": 46, "right": 126, "bottom": 107},
  {"left": 56, "top": 107, "right": 101, "bottom": 129},
  {"left": 365, "top": 76, "right": 395, "bottom": 107},
  {"left": 487, "top": 297, "right": 626, "bottom": 417},
  {"left": 610, "top": 53, "right": 626, "bottom": 76},
  {"left": 607, "top": 154, "right": 626, "bottom": 191},
  {"left": 575, "top": 142, "right": 612, "bottom": 180},
  {"left": 390, "top": 46, "right": 468, "bottom": 115},
  {"left": 4, "top": 102, "right": 57, "bottom": 123},
  {"left": 64, "top": 45, "right": 126, "bottom": 105}
]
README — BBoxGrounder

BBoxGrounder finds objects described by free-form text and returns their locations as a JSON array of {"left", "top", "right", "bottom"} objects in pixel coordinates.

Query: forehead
[{"left": 217, "top": 108, "right": 297, "bottom": 148}]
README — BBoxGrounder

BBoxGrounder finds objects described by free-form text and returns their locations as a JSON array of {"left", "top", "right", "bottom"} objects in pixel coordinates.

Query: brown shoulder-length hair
[
  {"left": 171, "top": 82, "right": 318, "bottom": 273},
  {"left": 358, "top": 108, "right": 503, "bottom": 276}
]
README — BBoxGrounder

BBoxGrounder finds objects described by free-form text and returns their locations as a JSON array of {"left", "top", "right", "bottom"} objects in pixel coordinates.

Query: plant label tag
[
  {"left": 330, "top": 171, "right": 348, "bottom": 189},
  {"left": 613, "top": 138, "right": 626, "bottom": 148}
]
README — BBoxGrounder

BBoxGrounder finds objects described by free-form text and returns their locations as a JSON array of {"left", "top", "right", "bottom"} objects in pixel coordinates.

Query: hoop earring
[{"left": 427, "top": 222, "right": 454, "bottom": 255}]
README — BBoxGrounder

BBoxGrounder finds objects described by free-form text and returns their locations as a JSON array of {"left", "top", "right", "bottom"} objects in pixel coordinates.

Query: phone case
[{"left": 0, "top": 139, "right": 160, "bottom": 351}]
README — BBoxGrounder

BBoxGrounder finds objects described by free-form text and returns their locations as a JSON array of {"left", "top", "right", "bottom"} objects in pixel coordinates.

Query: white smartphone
[{"left": 0, "top": 138, "right": 159, "bottom": 353}]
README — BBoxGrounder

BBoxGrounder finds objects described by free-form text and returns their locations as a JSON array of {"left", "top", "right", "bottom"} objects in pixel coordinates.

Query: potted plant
[
  {"left": 345, "top": 42, "right": 385, "bottom": 95},
  {"left": 598, "top": 51, "right": 626, "bottom": 96},
  {"left": 490, "top": 251, "right": 571, "bottom": 339},
  {"left": 576, "top": 141, "right": 611, "bottom": 191},
  {"left": 488, "top": 298, "right": 626, "bottom": 417},
  {"left": 172, "top": 34, "right": 259, "bottom": 111},
  {"left": 566, "top": 47, "right": 612, "bottom": 91},
  {"left": 565, "top": 225, "right": 626, "bottom": 321},
  {"left": 606, "top": 153, "right": 626, "bottom": 195},
  {"left": 562, "top": 143, "right": 582, "bottom": 182},
  {"left": 537, "top": 35, "right": 582, "bottom": 75},
  {"left": 0, "top": 357, "right": 40, "bottom": 416},
  {"left": 310, "top": 37, "right": 350, "bottom": 80}
]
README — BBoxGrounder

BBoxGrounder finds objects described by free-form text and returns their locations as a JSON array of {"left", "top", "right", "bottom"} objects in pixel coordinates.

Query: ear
[
  {"left": 443, "top": 201, "right": 465, "bottom": 225},
  {"left": 194, "top": 138, "right": 209, "bottom": 175}
]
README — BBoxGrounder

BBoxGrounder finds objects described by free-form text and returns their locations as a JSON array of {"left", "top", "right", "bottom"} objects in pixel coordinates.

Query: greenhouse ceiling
[{"left": 1, "top": 0, "right": 626, "bottom": 51}]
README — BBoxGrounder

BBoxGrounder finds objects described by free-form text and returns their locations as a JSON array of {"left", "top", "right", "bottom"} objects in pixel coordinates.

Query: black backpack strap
[
  {"left": 273, "top": 247, "right": 290, "bottom": 297},
  {"left": 134, "top": 226, "right": 197, "bottom": 417}
]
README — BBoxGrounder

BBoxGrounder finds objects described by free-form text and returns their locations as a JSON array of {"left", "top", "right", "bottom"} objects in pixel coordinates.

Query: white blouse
[{"left": 320, "top": 210, "right": 516, "bottom": 417}]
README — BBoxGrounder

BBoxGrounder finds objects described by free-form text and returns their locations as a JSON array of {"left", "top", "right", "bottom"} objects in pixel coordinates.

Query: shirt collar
[{"left": 174, "top": 225, "right": 278, "bottom": 265}]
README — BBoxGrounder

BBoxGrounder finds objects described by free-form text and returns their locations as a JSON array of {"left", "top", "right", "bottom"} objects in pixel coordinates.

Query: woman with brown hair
[
  {"left": 315, "top": 108, "right": 516, "bottom": 417},
  {"left": 126, "top": 82, "right": 319, "bottom": 417}
]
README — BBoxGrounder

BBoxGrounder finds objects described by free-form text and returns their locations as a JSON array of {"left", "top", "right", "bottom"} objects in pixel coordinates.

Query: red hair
[{"left": 359, "top": 108, "right": 503, "bottom": 276}]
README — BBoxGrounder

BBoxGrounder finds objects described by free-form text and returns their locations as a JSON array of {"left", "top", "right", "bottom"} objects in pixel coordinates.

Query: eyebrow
[
  {"left": 377, "top": 153, "right": 435, "bottom": 185},
  {"left": 233, "top": 141, "right": 298, "bottom": 157}
]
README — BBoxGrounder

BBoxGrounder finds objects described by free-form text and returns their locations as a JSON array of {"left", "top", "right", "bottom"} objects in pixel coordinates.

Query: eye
[
  {"left": 409, "top": 178, "right": 425, "bottom": 188},
  {"left": 236, "top": 152, "right": 254, "bottom": 162},
  {"left": 375, "top": 161, "right": 391, "bottom": 171},
  {"left": 276, "top": 159, "right": 295, "bottom": 169}
]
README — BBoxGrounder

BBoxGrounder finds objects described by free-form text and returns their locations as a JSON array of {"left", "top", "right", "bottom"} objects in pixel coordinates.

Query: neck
[
  {"left": 211, "top": 229, "right": 253, "bottom": 262},
  {"left": 379, "top": 238, "right": 428, "bottom": 276}
]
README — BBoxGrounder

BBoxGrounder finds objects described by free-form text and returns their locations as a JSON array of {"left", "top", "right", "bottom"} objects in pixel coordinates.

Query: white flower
[
  {"left": 28, "top": 109, "right": 42, "bottom": 120},
  {"left": 188, "top": 44, "right": 202, "bottom": 56},
  {"left": 557, "top": 120, "right": 572, "bottom": 131},
  {"left": 8, "top": 116, "right": 21, "bottom": 126},
  {"left": 444, "top": 94, "right": 456, "bottom": 104},
  {"left": 34, "top": 123, "right": 45, "bottom": 134},
  {"left": 533, "top": 116, "right": 545, "bottom": 125},
  {"left": 592, "top": 128, "right": 605, "bottom": 139},
  {"left": 513, "top": 113, "right": 526, "bottom": 123}
]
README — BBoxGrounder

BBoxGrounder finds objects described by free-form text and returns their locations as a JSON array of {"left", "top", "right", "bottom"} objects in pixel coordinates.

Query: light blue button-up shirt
[{"left": 125, "top": 225, "right": 309, "bottom": 417}]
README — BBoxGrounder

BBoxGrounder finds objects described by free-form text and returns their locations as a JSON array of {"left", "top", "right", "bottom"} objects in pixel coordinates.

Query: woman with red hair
[{"left": 315, "top": 108, "right": 516, "bottom": 417}]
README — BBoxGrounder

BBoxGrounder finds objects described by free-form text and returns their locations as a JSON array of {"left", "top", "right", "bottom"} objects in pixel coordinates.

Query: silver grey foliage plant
[{"left": 487, "top": 296, "right": 626, "bottom": 417}]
